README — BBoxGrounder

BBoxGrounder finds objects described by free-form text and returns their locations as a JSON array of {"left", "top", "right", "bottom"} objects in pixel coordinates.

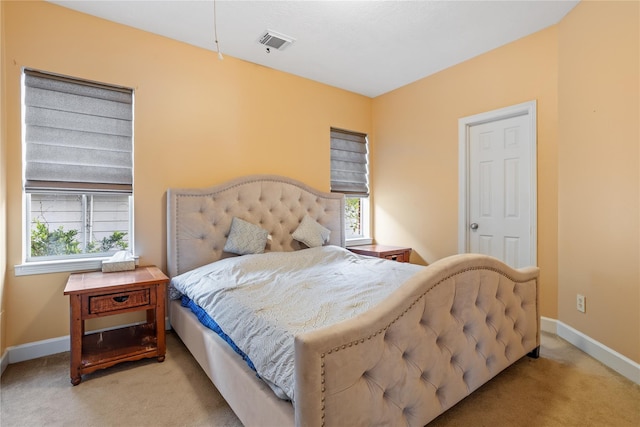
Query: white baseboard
[
  {"left": 5, "top": 335, "right": 70, "bottom": 366},
  {"left": 3, "top": 317, "right": 638, "bottom": 385},
  {"left": 540, "top": 316, "right": 558, "bottom": 334},
  {"left": 1, "top": 348, "right": 9, "bottom": 376},
  {"left": 541, "top": 316, "right": 639, "bottom": 384}
]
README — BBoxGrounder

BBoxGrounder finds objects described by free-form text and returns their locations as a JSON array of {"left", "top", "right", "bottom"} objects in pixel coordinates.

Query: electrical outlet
[{"left": 576, "top": 294, "right": 586, "bottom": 313}]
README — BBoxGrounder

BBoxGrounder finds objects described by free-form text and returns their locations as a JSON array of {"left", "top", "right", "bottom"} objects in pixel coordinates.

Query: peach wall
[
  {"left": 372, "top": 0, "right": 639, "bottom": 363},
  {"left": 1, "top": 1, "right": 7, "bottom": 355},
  {"left": 557, "top": 0, "right": 639, "bottom": 362},
  {"left": 372, "top": 27, "right": 559, "bottom": 319},
  {"left": 2, "top": 1, "right": 371, "bottom": 347}
]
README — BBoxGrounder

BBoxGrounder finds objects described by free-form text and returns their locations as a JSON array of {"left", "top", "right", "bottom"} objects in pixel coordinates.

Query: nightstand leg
[
  {"left": 156, "top": 284, "right": 166, "bottom": 362},
  {"left": 69, "top": 294, "right": 83, "bottom": 385}
]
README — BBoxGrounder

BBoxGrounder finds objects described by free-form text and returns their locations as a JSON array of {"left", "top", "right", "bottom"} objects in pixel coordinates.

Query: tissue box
[
  {"left": 102, "top": 259, "right": 135, "bottom": 273},
  {"left": 102, "top": 251, "right": 136, "bottom": 272}
]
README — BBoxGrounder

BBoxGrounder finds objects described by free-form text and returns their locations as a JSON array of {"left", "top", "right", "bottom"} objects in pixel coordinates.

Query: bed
[{"left": 166, "top": 174, "right": 540, "bottom": 427}]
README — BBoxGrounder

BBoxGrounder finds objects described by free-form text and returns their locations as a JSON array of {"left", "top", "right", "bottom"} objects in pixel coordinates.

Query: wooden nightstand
[
  {"left": 63, "top": 266, "right": 169, "bottom": 385},
  {"left": 348, "top": 244, "right": 412, "bottom": 263}
]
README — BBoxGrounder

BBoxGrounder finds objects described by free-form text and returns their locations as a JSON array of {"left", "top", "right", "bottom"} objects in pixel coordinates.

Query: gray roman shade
[
  {"left": 23, "top": 69, "right": 133, "bottom": 194},
  {"left": 330, "top": 128, "right": 369, "bottom": 196}
]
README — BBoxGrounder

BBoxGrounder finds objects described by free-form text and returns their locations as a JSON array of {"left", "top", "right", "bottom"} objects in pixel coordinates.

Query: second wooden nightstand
[
  {"left": 63, "top": 266, "right": 169, "bottom": 385},
  {"left": 348, "top": 244, "right": 412, "bottom": 263}
]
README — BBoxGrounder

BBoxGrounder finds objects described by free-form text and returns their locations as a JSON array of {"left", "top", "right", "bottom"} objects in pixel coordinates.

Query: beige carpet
[{"left": 1, "top": 331, "right": 638, "bottom": 426}]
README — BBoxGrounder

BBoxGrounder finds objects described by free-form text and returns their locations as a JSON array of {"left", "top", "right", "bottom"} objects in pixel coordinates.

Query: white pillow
[
  {"left": 223, "top": 217, "right": 268, "bottom": 255},
  {"left": 292, "top": 214, "right": 331, "bottom": 248}
]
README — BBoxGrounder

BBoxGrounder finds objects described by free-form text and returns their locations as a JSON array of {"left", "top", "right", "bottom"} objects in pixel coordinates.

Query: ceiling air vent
[{"left": 258, "top": 30, "right": 295, "bottom": 51}]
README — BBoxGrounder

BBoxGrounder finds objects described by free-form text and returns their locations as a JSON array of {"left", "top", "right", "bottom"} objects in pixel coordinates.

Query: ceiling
[{"left": 47, "top": 0, "right": 579, "bottom": 98}]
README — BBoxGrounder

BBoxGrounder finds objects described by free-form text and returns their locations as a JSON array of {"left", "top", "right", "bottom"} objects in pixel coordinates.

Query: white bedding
[{"left": 169, "top": 245, "right": 423, "bottom": 401}]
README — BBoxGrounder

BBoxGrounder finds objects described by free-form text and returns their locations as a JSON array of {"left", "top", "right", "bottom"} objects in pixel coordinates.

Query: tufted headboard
[{"left": 167, "top": 175, "right": 345, "bottom": 277}]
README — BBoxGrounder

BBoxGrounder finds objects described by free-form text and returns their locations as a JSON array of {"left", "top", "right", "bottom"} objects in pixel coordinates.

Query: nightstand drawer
[
  {"left": 88, "top": 289, "right": 151, "bottom": 314},
  {"left": 384, "top": 252, "right": 407, "bottom": 262}
]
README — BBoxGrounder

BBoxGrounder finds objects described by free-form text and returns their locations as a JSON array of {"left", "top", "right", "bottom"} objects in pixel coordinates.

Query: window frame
[
  {"left": 329, "top": 127, "right": 372, "bottom": 246},
  {"left": 16, "top": 69, "right": 135, "bottom": 276},
  {"left": 345, "top": 195, "right": 372, "bottom": 246},
  {"left": 17, "top": 195, "right": 135, "bottom": 278}
]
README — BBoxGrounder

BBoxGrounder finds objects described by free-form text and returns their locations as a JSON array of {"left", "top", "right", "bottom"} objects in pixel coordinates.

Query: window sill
[
  {"left": 15, "top": 257, "right": 110, "bottom": 276},
  {"left": 346, "top": 237, "right": 373, "bottom": 247}
]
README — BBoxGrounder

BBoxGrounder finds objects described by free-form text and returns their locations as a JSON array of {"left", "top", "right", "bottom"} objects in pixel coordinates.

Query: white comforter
[{"left": 169, "top": 245, "right": 423, "bottom": 401}]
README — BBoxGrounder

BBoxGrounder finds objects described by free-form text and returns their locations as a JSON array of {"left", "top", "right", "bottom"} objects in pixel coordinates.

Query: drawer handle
[
  {"left": 391, "top": 255, "right": 398, "bottom": 261},
  {"left": 113, "top": 295, "right": 130, "bottom": 303}
]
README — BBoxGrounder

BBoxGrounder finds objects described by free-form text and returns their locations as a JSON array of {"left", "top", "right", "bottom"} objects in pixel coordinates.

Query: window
[
  {"left": 330, "top": 128, "right": 371, "bottom": 244},
  {"left": 18, "top": 69, "right": 134, "bottom": 275}
]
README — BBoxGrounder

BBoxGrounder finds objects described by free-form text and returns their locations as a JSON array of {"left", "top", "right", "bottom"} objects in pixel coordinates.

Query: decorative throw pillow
[
  {"left": 292, "top": 214, "right": 331, "bottom": 248},
  {"left": 223, "top": 217, "right": 269, "bottom": 255}
]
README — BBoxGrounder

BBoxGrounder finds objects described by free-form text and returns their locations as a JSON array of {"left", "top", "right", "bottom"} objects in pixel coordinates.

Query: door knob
[{"left": 470, "top": 223, "right": 479, "bottom": 230}]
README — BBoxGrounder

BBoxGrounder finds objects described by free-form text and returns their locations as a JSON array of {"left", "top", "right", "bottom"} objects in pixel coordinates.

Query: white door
[{"left": 459, "top": 101, "right": 537, "bottom": 268}]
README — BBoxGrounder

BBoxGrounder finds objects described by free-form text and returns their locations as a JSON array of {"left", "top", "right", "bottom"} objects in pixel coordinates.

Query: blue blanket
[{"left": 181, "top": 295, "right": 257, "bottom": 372}]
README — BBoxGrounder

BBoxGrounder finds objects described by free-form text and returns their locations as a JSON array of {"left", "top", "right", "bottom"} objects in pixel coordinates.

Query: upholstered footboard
[{"left": 294, "top": 253, "right": 539, "bottom": 427}]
